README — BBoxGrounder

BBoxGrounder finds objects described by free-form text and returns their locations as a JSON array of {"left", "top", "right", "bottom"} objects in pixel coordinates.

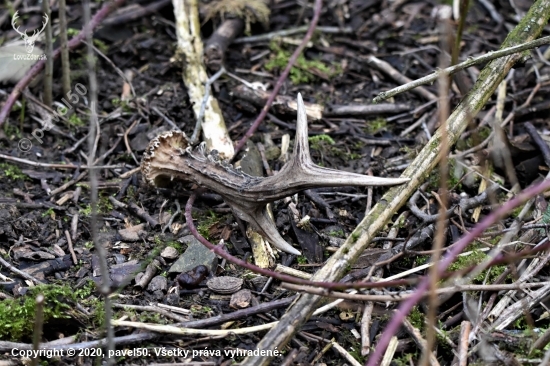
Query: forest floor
[{"left": 1, "top": 0, "right": 550, "bottom": 365}]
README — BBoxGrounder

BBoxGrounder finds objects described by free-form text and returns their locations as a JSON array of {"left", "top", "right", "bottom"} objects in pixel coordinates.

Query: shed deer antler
[{"left": 141, "top": 94, "right": 409, "bottom": 255}]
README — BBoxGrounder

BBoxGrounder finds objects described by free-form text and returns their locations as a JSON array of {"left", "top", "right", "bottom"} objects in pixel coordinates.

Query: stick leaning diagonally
[{"left": 242, "top": 1, "right": 550, "bottom": 365}]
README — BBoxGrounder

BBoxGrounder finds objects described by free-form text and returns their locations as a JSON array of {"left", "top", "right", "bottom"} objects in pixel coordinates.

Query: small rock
[
  {"left": 230, "top": 289, "right": 252, "bottom": 309},
  {"left": 152, "top": 290, "right": 164, "bottom": 300},
  {"left": 165, "top": 293, "right": 180, "bottom": 306},
  {"left": 148, "top": 275, "right": 168, "bottom": 292},
  {"left": 130, "top": 133, "right": 151, "bottom": 152},
  {"left": 207, "top": 276, "right": 243, "bottom": 294},
  {"left": 239, "top": 141, "right": 264, "bottom": 177},
  {"left": 118, "top": 224, "right": 146, "bottom": 242},
  {"left": 249, "top": 275, "right": 268, "bottom": 291},
  {"left": 169, "top": 235, "right": 217, "bottom": 273},
  {"left": 161, "top": 246, "right": 179, "bottom": 260},
  {"left": 113, "top": 254, "right": 126, "bottom": 264}
]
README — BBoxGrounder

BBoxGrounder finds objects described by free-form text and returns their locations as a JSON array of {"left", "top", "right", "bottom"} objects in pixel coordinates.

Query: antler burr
[{"left": 141, "top": 93, "right": 409, "bottom": 255}]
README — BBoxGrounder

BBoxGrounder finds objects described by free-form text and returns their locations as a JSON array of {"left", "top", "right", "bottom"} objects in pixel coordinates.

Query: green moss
[
  {"left": 297, "top": 256, "right": 307, "bottom": 264},
  {"left": 0, "top": 285, "right": 81, "bottom": 341},
  {"left": 265, "top": 42, "right": 341, "bottom": 84},
  {"left": 68, "top": 113, "right": 85, "bottom": 127},
  {"left": 415, "top": 256, "right": 429, "bottom": 265},
  {"left": 196, "top": 210, "right": 222, "bottom": 240},
  {"left": 78, "top": 194, "right": 113, "bottom": 216},
  {"left": 408, "top": 306, "right": 424, "bottom": 330},
  {"left": 67, "top": 28, "right": 79, "bottom": 37},
  {"left": 0, "top": 163, "right": 27, "bottom": 181},
  {"left": 328, "top": 229, "right": 344, "bottom": 238},
  {"left": 42, "top": 208, "right": 56, "bottom": 219},
  {"left": 308, "top": 134, "right": 335, "bottom": 150},
  {"left": 350, "top": 232, "right": 360, "bottom": 243},
  {"left": 3, "top": 123, "right": 21, "bottom": 139},
  {"left": 364, "top": 117, "right": 387, "bottom": 134},
  {"left": 79, "top": 204, "right": 92, "bottom": 216},
  {"left": 93, "top": 39, "right": 109, "bottom": 54},
  {"left": 449, "top": 249, "right": 507, "bottom": 282}
]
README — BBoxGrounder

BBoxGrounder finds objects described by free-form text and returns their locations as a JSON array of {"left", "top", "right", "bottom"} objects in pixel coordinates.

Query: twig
[
  {"left": 109, "top": 196, "right": 159, "bottom": 228},
  {"left": 373, "top": 35, "right": 550, "bottom": 103},
  {"left": 330, "top": 341, "right": 362, "bottom": 366},
  {"left": 181, "top": 296, "right": 295, "bottom": 328},
  {"left": 112, "top": 319, "right": 278, "bottom": 336},
  {"left": 0, "top": 0, "right": 126, "bottom": 127},
  {"left": 65, "top": 230, "right": 77, "bottom": 265},
  {"left": 402, "top": 317, "right": 440, "bottom": 366},
  {"left": 0, "top": 154, "right": 122, "bottom": 170},
  {"left": 233, "top": 0, "right": 322, "bottom": 155},
  {"left": 42, "top": 0, "right": 53, "bottom": 106},
  {"left": 423, "top": 33, "right": 451, "bottom": 364},
  {"left": 233, "top": 25, "right": 352, "bottom": 44},
  {"left": 525, "top": 122, "right": 550, "bottom": 168},
  {"left": 151, "top": 106, "right": 179, "bottom": 131},
  {"left": 458, "top": 321, "right": 470, "bottom": 366},
  {"left": 365, "top": 55, "right": 437, "bottom": 101},
  {"left": 83, "top": 1, "right": 115, "bottom": 363},
  {"left": 59, "top": 0, "right": 71, "bottom": 96},
  {"left": 162, "top": 199, "right": 181, "bottom": 233},
  {"left": 0, "top": 256, "right": 45, "bottom": 285},
  {"left": 123, "top": 117, "right": 140, "bottom": 165},
  {"left": 280, "top": 282, "right": 550, "bottom": 302},
  {"left": 172, "top": 0, "right": 233, "bottom": 158},
  {"left": 112, "top": 303, "right": 188, "bottom": 323},
  {"left": 190, "top": 66, "right": 225, "bottom": 143},
  {"left": 380, "top": 337, "right": 398, "bottom": 366},
  {"left": 31, "top": 294, "right": 45, "bottom": 366}
]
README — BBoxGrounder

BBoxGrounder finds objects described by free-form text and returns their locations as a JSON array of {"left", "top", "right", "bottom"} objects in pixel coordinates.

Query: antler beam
[{"left": 141, "top": 94, "right": 409, "bottom": 255}]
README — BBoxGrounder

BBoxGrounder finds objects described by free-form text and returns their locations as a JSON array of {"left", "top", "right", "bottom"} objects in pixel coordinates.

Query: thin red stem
[
  {"left": 232, "top": 0, "right": 323, "bottom": 156},
  {"left": 185, "top": 191, "right": 412, "bottom": 290},
  {"left": 366, "top": 178, "right": 550, "bottom": 366}
]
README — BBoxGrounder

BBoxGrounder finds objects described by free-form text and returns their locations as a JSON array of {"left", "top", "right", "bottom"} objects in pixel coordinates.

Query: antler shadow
[{"left": 141, "top": 93, "right": 409, "bottom": 254}]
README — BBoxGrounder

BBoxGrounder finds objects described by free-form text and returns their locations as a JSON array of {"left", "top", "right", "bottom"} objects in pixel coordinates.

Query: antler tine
[
  {"left": 291, "top": 93, "right": 312, "bottom": 165},
  {"left": 229, "top": 202, "right": 301, "bottom": 255},
  {"left": 263, "top": 95, "right": 410, "bottom": 192},
  {"left": 11, "top": 11, "right": 26, "bottom": 36},
  {"left": 39, "top": 13, "right": 48, "bottom": 33}
]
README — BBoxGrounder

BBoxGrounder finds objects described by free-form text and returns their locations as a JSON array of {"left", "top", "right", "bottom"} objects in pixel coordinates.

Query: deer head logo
[{"left": 11, "top": 11, "right": 48, "bottom": 54}]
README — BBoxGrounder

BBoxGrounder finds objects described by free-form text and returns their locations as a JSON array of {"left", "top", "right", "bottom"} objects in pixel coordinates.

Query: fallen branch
[{"left": 172, "top": 0, "right": 234, "bottom": 158}]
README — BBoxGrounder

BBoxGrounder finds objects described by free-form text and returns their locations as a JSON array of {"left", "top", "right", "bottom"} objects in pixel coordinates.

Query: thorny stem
[
  {"left": 185, "top": 189, "right": 550, "bottom": 292},
  {"left": 366, "top": 178, "right": 550, "bottom": 366},
  {"left": 372, "top": 35, "right": 550, "bottom": 103},
  {"left": 0, "top": 0, "right": 126, "bottom": 127},
  {"left": 185, "top": 190, "right": 415, "bottom": 291},
  {"left": 233, "top": 0, "right": 322, "bottom": 155}
]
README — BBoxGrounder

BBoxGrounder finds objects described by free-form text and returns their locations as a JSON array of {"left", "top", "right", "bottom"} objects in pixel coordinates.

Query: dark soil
[{"left": 1, "top": 0, "right": 550, "bottom": 365}]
